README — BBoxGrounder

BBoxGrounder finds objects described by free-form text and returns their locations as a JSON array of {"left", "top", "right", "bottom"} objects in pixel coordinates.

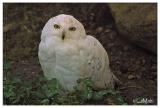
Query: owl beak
[{"left": 62, "top": 31, "right": 65, "bottom": 40}]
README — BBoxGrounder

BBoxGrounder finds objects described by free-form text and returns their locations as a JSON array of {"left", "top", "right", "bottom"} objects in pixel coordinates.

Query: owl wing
[
  {"left": 80, "top": 35, "right": 115, "bottom": 89},
  {"left": 38, "top": 40, "right": 56, "bottom": 80}
]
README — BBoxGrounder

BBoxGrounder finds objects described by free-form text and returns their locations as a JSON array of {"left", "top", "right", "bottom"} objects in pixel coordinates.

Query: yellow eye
[
  {"left": 69, "top": 27, "right": 76, "bottom": 31},
  {"left": 54, "top": 24, "right": 60, "bottom": 29}
]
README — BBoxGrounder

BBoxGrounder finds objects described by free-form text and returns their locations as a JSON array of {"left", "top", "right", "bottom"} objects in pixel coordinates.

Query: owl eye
[
  {"left": 54, "top": 24, "right": 60, "bottom": 29},
  {"left": 69, "top": 27, "right": 76, "bottom": 31}
]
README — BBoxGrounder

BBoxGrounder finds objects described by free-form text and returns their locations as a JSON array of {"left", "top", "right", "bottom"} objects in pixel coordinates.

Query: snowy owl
[{"left": 38, "top": 14, "right": 118, "bottom": 91}]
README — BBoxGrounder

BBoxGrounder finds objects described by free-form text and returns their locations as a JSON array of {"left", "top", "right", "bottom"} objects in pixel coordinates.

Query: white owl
[{"left": 38, "top": 14, "right": 118, "bottom": 91}]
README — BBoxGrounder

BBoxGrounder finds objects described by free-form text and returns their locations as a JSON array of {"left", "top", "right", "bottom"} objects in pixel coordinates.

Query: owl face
[{"left": 42, "top": 14, "right": 86, "bottom": 41}]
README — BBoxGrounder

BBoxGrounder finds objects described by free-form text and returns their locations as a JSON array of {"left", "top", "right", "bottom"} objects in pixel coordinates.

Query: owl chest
[
  {"left": 40, "top": 39, "right": 87, "bottom": 90},
  {"left": 55, "top": 43, "right": 82, "bottom": 72},
  {"left": 54, "top": 43, "right": 85, "bottom": 90}
]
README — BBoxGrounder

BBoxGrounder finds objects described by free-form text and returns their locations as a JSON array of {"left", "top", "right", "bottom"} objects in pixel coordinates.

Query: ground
[{"left": 3, "top": 3, "right": 157, "bottom": 105}]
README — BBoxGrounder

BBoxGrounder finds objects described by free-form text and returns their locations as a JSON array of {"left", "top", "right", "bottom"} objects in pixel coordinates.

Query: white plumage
[{"left": 38, "top": 14, "right": 117, "bottom": 91}]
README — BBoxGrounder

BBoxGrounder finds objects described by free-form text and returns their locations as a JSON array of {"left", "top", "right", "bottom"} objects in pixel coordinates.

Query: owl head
[{"left": 41, "top": 14, "right": 86, "bottom": 41}]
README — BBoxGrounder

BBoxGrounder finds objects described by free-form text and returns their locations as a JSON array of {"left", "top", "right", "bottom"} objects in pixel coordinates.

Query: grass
[{"left": 3, "top": 60, "right": 127, "bottom": 105}]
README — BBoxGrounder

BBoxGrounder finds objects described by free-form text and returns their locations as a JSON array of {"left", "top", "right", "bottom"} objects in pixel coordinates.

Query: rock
[
  {"left": 123, "top": 46, "right": 129, "bottom": 51},
  {"left": 116, "top": 71, "right": 122, "bottom": 75},
  {"left": 105, "top": 29, "right": 112, "bottom": 33},
  {"left": 136, "top": 75, "right": 141, "bottom": 79},
  {"left": 105, "top": 98, "right": 116, "bottom": 105},
  {"left": 4, "top": 22, "right": 19, "bottom": 32},
  {"left": 96, "top": 27, "right": 103, "bottom": 33},
  {"left": 109, "top": 4, "right": 157, "bottom": 54},
  {"left": 128, "top": 74, "right": 136, "bottom": 80}
]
